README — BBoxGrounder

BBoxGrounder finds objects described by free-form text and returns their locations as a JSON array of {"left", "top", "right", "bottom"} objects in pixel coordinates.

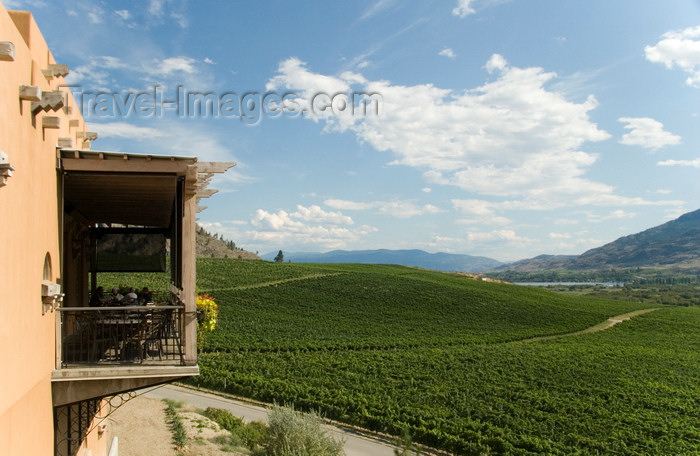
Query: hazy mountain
[
  {"left": 495, "top": 208, "right": 700, "bottom": 272},
  {"left": 262, "top": 249, "right": 502, "bottom": 273}
]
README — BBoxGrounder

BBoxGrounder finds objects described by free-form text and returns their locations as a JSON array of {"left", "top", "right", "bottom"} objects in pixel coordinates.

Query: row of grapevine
[{"left": 185, "top": 260, "right": 699, "bottom": 455}]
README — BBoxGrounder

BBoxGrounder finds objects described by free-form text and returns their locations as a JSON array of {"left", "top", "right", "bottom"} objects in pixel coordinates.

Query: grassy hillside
[
  {"left": 184, "top": 259, "right": 699, "bottom": 456},
  {"left": 196, "top": 225, "right": 261, "bottom": 260}
]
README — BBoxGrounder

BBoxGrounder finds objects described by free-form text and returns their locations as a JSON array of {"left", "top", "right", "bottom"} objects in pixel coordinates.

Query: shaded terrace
[{"left": 52, "top": 149, "right": 234, "bottom": 405}]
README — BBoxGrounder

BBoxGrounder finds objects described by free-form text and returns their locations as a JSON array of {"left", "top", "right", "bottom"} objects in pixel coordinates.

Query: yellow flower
[{"left": 196, "top": 294, "right": 218, "bottom": 332}]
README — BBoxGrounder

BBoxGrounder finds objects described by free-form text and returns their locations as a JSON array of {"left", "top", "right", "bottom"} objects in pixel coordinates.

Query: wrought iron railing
[{"left": 58, "top": 305, "right": 185, "bottom": 367}]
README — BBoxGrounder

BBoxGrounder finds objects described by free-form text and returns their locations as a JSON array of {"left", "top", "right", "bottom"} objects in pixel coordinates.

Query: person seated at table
[
  {"left": 140, "top": 287, "right": 153, "bottom": 304},
  {"left": 123, "top": 287, "right": 138, "bottom": 304},
  {"left": 89, "top": 286, "right": 106, "bottom": 307},
  {"left": 109, "top": 287, "right": 123, "bottom": 303}
]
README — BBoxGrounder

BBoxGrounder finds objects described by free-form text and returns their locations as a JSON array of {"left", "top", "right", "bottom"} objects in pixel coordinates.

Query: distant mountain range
[
  {"left": 495, "top": 208, "right": 700, "bottom": 272},
  {"left": 260, "top": 208, "right": 700, "bottom": 274},
  {"left": 261, "top": 249, "right": 503, "bottom": 273}
]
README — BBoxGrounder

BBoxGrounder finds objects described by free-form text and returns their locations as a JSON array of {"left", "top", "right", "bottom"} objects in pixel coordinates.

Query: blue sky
[{"left": 9, "top": 0, "right": 700, "bottom": 261}]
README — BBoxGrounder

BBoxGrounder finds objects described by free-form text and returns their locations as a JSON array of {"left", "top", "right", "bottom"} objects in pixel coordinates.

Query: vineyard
[{"left": 102, "top": 259, "right": 700, "bottom": 455}]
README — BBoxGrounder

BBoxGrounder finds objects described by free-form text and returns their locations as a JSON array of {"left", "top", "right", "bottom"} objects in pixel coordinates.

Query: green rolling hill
[{"left": 179, "top": 259, "right": 698, "bottom": 456}]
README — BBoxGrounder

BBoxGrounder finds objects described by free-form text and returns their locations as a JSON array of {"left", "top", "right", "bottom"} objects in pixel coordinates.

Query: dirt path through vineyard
[{"left": 516, "top": 307, "right": 662, "bottom": 344}]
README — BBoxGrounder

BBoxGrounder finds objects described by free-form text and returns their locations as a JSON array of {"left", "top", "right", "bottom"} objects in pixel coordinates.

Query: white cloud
[
  {"left": 89, "top": 120, "right": 240, "bottom": 163},
  {"left": 452, "top": 199, "right": 511, "bottom": 225},
  {"left": 291, "top": 205, "right": 353, "bottom": 225},
  {"left": 452, "top": 0, "right": 475, "bottom": 17},
  {"left": 618, "top": 117, "right": 681, "bottom": 150},
  {"left": 554, "top": 218, "right": 579, "bottom": 225},
  {"left": 451, "top": 199, "right": 497, "bottom": 216},
  {"left": 267, "top": 55, "right": 689, "bottom": 213},
  {"left": 361, "top": 0, "right": 396, "bottom": 20},
  {"left": 1, "top": 0, "right": 25, "bottom": 7},
  {"left": 549, "top": 232, "right": 571, "bottom": 239},
  {"left": 148, "top": 0, "right": 165, "bottom": 17},
  {"left": 456, "top": 216, "right": 511, "bottom": 226},
  {"left": 65, "top": 54, "right": 210, "bottom": 91},
  {"left": 152, "top": 56, "right": 197, "bottom": 75},
  {"left": 204, "top": 57, "right": 216, "bottom": 65},
  {"left": 657, "top": 158, "right": 700, "bottom": 168},
  {"left": 586, "top": 210, "right": 637, "bottom": 223},
  {"left": 171, "top": 13, "right": 188, "bottom": 28},
  {"left": 115, "top": 9, "right": 130, "bottom": 20},
  {"left": 467, "top": 229, "right": 528, "bottom": 243},
  {"left": 325, "top": 198, "right": 441, "bottom": 218},
  {"left": 90, "top": 121, "right": 167, "bottom": 139},
  {"left": 379, "top": 201, "right": 441, "bottom": 218},
  {"left": 324, "top": 199, "right": 375, "bottom": 211},
  {"left": 484, "top": 53, "right": 508, "bottom": 73},
  {"left": 645, "top": 25, "right": 700, "bottom": 87},
  {"left": 249, "top": 206, "right": 376, "bottom": 249},
  {"left": 439, "top": 48, "right": 456, "bottom": 59}
]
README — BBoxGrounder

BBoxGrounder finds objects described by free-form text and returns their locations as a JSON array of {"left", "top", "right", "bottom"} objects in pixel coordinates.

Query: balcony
[
  {"left": 58, "top": 304, "right": 184, "bottom": 367},
  {"left": 52, "top": 151, "right": 232, "bottom": 406},
  {"left": 52, "top": 294, "right": 198, "bottom": 406}
]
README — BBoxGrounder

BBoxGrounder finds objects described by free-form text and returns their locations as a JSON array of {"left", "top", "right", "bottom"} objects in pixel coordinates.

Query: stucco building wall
[{"left": 0, "top": 4, "right": 95, "bottom": 455}]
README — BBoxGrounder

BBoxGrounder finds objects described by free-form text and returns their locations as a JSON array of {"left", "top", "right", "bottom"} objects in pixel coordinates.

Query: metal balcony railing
[{"left": 58, "top": 305, "right": 185, "bottom": 367}]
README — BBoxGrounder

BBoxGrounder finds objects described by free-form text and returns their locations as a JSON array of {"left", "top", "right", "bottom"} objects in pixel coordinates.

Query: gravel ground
[
  {"left": 108, "top": 392, "right": 245, "bottom": 456},
  {"left": 108, "top": 395, "right": 176, "bottom": 456}
]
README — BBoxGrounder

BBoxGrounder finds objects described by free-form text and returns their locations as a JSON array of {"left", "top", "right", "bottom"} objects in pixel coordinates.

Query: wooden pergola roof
[{"left": 59, "top": 149, "right": 234, "bottom": 227}]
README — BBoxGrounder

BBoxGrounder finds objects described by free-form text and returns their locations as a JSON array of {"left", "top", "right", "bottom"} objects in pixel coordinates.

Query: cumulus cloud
[
  {"left": 452, "top": 199, "right": 512, "bottom": 225},
  {"left": 267, "top": 54, "right": 694, "bottom": 223},
  {"left": 151, "top": 56, "right": 197, "bottom": 75},
  {"left": 484, "top": 53, "right": 508, "bottom": 73},
  {"left": 618, "top": 117, "right": 681, "bottom": 150},
  {"left": 645, "top": 25, "right": 700, "bottom": 87},
  {"left": 325, "top": 199, "right": 441, "bottom": 218},
  {"left": 452, "top": 0, "right": 475, "bottom": 17},
  {"left": 268, "top": 55, "right": 645, "bottom": 212},
  {"left": 439, "top": 48, "right": 456, "bottom": 59},
  {"left": 249, "top": 206, "right": 376, "bottom": 249},
  {"left": 291, "top": 205, "right": 353, "bottom": 225}
]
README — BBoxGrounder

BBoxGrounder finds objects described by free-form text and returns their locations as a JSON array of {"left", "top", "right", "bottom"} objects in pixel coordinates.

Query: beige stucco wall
[{"left": 0, "top": 4, "right": 99, "bottom": 455}]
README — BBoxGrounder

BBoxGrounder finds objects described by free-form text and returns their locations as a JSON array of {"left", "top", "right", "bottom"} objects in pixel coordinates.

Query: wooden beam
[
  {"left": 61, "top": 158, "right": 191, "bottom": 174},
  {"left": 197, "top": 162, "right": 236, "bottom": 173},
  {"left": 196, "top": 188, "right": 218, "bottom": 198}
]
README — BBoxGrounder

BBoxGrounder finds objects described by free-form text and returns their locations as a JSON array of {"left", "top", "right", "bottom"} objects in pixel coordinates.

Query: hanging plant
[{"left": 196, "top": 294, "right": 218, "bottom": 349}]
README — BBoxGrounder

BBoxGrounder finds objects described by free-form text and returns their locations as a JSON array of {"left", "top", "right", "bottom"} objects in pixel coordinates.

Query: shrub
[
  {"left": 241, "top": 420, "right": 269, "bottom": 451},
  {"left": 202, "top": 407, "right": 244, "bottom": 432},
  {"left": 264, "top": 406, "right": 345, "bottom": 456}
]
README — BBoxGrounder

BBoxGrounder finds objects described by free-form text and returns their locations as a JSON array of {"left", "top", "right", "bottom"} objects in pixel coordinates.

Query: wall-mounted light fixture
[{"left": 42, "top": 282, "right": 64, "bottom": 315}]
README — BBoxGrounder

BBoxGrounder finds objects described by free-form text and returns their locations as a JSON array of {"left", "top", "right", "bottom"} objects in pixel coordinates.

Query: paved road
[{"left": 144, "top": 384, "right": 399, "bottom": 456}]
